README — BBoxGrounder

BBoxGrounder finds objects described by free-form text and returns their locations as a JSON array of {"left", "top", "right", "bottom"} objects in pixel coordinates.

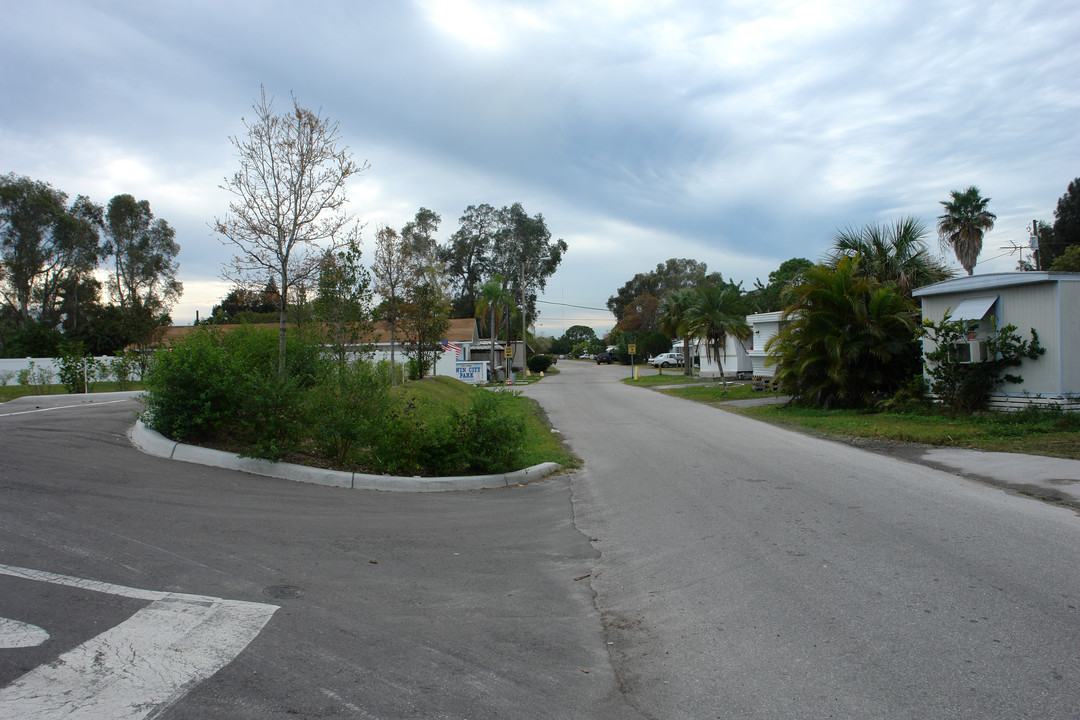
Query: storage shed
[{"left": 912, "top": 272, "right": 1080, "bottom": 409}]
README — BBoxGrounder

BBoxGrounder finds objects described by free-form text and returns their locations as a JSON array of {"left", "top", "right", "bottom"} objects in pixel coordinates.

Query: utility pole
[
  {"left": 522, "top": 263, "right": 527, "bottom": 375},
  {"left": 1030, "top": 220, "right": 1040, "bottom": 270}
]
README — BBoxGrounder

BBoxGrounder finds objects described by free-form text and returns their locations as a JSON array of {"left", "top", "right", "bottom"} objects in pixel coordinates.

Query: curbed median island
[
  {"left": 129, "top": 419, "right": 564, "bottom": 492},
  {"left": 139, "top": 326, "right": 579, "bottom": 483}
]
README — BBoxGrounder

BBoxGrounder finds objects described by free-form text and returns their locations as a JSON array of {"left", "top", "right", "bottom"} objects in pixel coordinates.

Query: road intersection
[{"left": 2, "top": 371, "right": 1079, "bottom": 717}]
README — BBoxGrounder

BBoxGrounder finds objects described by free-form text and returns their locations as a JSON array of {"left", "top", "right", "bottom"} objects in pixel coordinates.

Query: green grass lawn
[
  {"left": 0, "top": 382, "right": 146, "bottom": 402},
  {"left": 723, "top": 402, "right": 1080, "bottom": 460},
  {"left": 628, "top": 372, "right": 1079, "bottom": 460},
  {"left": 622, "top": 372, "right": 711, "bottom": 387},
  {"left": 658, "top": 382, "right": 773, "bottom": 403},
  {"left": 395, "top": 376, "right": 580, "bottom": 470}
]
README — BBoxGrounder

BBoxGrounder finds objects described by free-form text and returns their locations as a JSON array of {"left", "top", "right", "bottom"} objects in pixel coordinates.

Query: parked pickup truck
[{"left": 649, "top": 352, "right": 684, "bottom": 368}]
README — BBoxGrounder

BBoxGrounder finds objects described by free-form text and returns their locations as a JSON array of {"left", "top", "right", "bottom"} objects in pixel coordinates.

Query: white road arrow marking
[
  {"left": 0, "top": 617, "right": 50, "bottom": 648},
  {"left": 0, "top": 564, "right": 278, "bottom": 719}
]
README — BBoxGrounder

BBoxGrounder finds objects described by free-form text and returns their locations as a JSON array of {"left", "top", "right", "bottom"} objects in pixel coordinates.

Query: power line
[{"left": 537, "top": 299, "right": 611, "bottom": 312}]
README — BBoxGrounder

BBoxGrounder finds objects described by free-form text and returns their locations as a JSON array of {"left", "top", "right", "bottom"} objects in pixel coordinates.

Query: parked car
[
  {"left": 595, "top": 351, "right": 617, "bottom": 364},
  {"left": 649, "top": 352, "right": 684, "bottom": 368}
]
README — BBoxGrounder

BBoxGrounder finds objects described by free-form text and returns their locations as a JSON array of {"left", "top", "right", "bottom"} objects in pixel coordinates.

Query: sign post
[
  {"left": 628, "top": 343, "right": 637, "bottom": 380},
  {"left": 504, "top": 344, "right": 514, "bottom": 384}
]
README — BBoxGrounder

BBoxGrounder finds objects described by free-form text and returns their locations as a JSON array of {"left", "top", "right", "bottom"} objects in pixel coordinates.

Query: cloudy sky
[{"left": 2, "top": 0, "right": 1077, "bottom": 336}]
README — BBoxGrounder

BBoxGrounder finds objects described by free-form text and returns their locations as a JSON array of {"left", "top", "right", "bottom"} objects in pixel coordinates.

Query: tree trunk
[
  {"left": 504, "top": 307, "right": 510, "bottom": 379},
  {"left": 278, "top": 268, "right": 289, "bottom": 377},
  {"left": 389, "top": 312, "right": 397, "bottom": 386}
]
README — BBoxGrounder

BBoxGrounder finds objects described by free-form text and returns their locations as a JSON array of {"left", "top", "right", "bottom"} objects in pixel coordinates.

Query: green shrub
[
  {"left": 527, "top": 354, "right": 554, "bottom": 374},
  {"left": 457, "top": 389, "right": 526, "bottom": 473},
  {"left": 142, "top": 328, "right": 236, "bottom": 440},
  {"left": 311, "top": 360, "right": 393, "bottom": 466},
  {"left": 109, "top": 350, "right": 140, "bottom": 389},
  {"left": 362, "top": 388, "right": 528, "bottom": 476},
  {"left": 232, "top": 371, "right": 306, "bottom": 461},
  {"left": 142, "top": 322, "right": 540, "bottom": 475},
  {"left": 377, "top": 358, "right": 406, "bottom": 386},
  {"left": 143, "top": 324, "right": 328, "bottom": 452},
  {"left": 221, "top": 325, "right": 325, "bottom": 388},
  {"left": 368, "top": 398, "right": 457, "bottom": 475},
  {"left": 16, "top": 361, "right": 53, "bottom": 392},
  {"left": 921, "top": 316, "right": 1045, "bottom": 414},
  {"left": 57, "top": 341, "right": 87, "bottom": 394},
  {"left": 767, "top": 257, "right": 920, "bottom": 409},
  {"left": 56, "top": 341, "right": 106, "bottom": 394},
  {"left": 876, "top": 374, "right": 930, "bottom": 413}
]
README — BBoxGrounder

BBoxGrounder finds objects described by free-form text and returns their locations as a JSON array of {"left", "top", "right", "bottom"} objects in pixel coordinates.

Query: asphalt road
[
  {"left": 5, "top": 371, "right": 1080, "bottom": 719},
  {"left": 522, "top": 361, "right": 1080, "bottom": 719},
  {"left": 0, "top": 393, "right": 641, "bottom": 719}
]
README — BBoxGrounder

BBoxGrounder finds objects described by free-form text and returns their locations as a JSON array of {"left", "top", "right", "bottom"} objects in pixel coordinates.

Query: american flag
[{"left": 441, "top": 339, "right": 462, "bottom": 358}]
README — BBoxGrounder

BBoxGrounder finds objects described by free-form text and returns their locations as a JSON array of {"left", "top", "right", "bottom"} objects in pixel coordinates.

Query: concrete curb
[{"left": 128, "top": 420, "right": 562, "bottom": 492}]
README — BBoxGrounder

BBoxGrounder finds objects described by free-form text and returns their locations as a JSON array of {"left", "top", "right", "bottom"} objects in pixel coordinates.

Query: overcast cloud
[{"left": 2, "top": 0, "right": 1077, "bottom": 335}]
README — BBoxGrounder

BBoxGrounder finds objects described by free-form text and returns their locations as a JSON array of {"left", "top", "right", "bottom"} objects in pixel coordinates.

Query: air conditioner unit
[{"left": 950, "top": 340, "right": 986, "bottom": 364}]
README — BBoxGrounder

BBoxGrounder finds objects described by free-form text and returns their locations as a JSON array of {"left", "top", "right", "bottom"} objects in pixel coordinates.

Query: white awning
[{"left": 949, "top": 295, "right": 997, "bottom": 321}]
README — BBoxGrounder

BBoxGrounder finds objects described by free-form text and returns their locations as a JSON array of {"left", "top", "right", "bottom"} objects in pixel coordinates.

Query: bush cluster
[
  {"left": 921, "top": 317, "right": 1045, "bottom": 414},
  {"left": 526, "top": 354, "right": 554, "bottom": 374},
  {"left": 141, "top": 325, "right": 529, "bottom": 476}
]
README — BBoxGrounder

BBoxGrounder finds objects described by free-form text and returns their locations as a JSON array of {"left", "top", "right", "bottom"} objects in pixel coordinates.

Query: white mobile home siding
[
  {"left": 914, "top": 272, "right": 1080, "bottom": 406},
  {"left": 920, "top": 283, "right": 1058, "bottom": 395},
  {"left": 746, "top": 311, "right": 784, "bottom": 377},
  {"left": 696, "top": 335, "right": 752, "bottom": 376},
  {"left": 1062, "top": 281, "right": 1080, "bottom": 395}
]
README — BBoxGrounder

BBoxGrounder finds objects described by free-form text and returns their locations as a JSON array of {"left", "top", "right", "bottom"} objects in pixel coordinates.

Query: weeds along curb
[{"left": 129, "top": 420, "right": 562, "bottom": 492}]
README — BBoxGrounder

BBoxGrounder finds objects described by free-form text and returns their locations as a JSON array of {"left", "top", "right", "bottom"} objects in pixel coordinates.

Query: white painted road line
[
  {"left": 0, "top": 564, "right": 278, "bottom": 719},
  {"left": 0, "top": 399, "right": 128, "bottom": 418}
]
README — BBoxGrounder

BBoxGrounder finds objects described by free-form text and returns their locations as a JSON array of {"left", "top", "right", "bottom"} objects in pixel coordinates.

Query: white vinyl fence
[{"left": 0, "top": 357, "right": 143, "bottom": 387}]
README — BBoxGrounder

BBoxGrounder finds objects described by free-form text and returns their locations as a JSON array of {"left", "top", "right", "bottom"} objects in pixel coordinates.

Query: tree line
[
  {"left": 205, "top": 200, "right": 566, "bottom": 382},
  {"left": 0, "top": 174, "right": 181, "bottom": 358},
  {"left": 210, "top": 87, "right": 566, "bottom": 381},
  {"left": 1029, "top": 178, "right": 1080, "bottom": 270},
  {"left": 589, "top": 179, "right": 1076, "bottom": 411}
]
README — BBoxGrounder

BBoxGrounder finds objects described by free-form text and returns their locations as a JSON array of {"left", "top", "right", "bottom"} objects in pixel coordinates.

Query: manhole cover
[{"left": 263, "top": 585, "right": 304, "bottom": 599}]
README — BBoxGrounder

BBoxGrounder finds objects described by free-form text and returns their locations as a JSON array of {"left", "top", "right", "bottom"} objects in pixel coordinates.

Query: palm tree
[
  {"left": 659, "top": 288, "right": 695, "bottom": 376},
  {"left": 474, "top": 274, "right": 512, "bottom": 372},
  {"left": 766, "top": 257, "right": 920, "bottom": 408},
  {"left": 937, "top": 186, "right": 996, "bottom": 276},
  {"left": 829, "top": 216, "right": 953, "bottom": 295},
  {"left": 685, "top": 283, "right": 750, "bottom": 378}
]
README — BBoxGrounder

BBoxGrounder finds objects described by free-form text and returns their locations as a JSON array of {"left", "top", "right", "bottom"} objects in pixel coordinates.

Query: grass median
[{"left": 396, "top": 377, "right": 580, "bottom": 471}]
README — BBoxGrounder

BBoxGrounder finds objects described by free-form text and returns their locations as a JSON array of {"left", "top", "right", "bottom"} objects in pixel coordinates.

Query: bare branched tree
[
  {"left": 372, "top": 225, "right": 411, "bottom": 385},
  {"left": 214, "top": 86, "right": 369, "bottom": 375}
]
